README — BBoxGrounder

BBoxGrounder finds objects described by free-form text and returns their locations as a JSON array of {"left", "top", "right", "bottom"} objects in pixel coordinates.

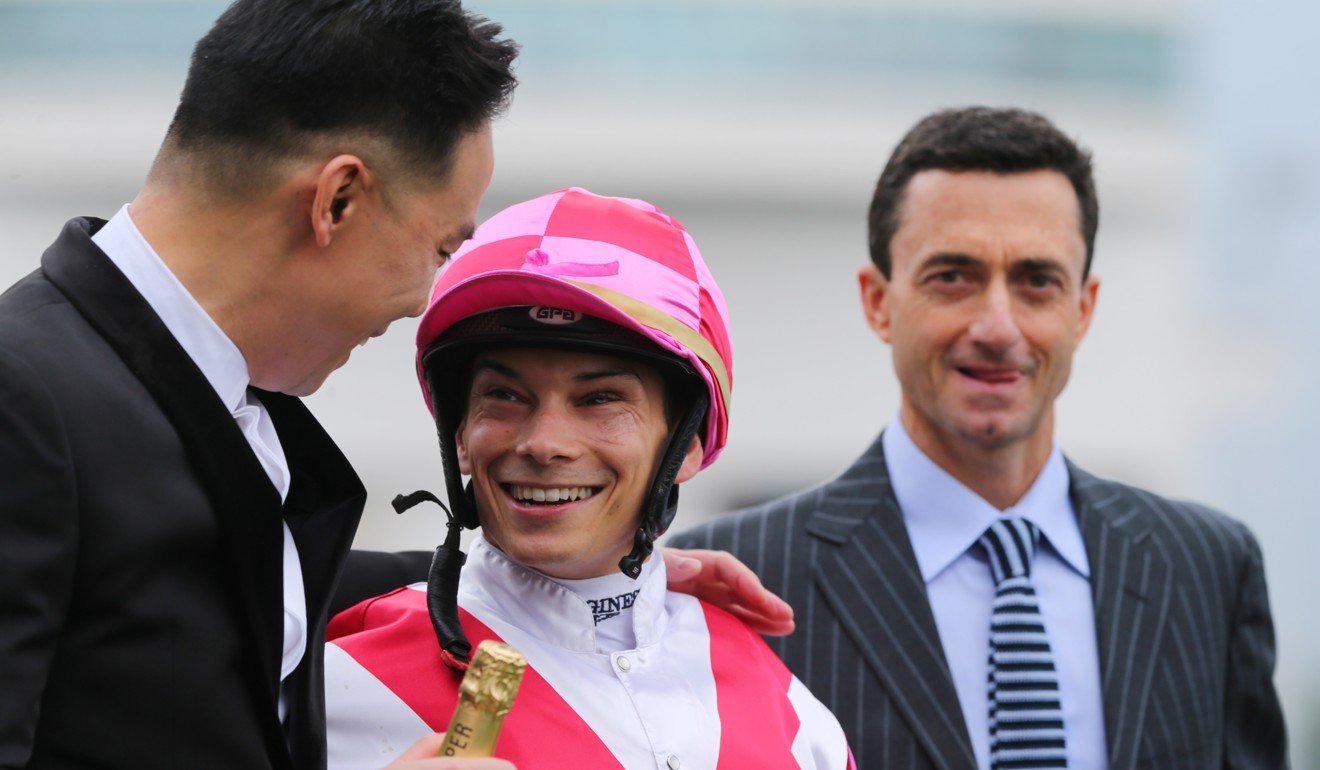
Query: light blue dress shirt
[{"left": 883, "top": 418, "right": 1108, "bottom": 770}]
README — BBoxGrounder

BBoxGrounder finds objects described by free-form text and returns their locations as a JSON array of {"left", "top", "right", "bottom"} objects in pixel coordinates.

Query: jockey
[{"left": 324, "top": 188, "right": 854, "bottom": 770}]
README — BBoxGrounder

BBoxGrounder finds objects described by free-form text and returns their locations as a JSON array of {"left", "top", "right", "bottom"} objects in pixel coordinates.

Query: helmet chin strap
[
  {"left": 618, "top": 390, "right": 709, "bottom": 579},
  {"left": 392, "top": 490, "right": 473, "bottom": 667},
  {"left": 618, "top": 487, "right": 678, "bottom": 579}
]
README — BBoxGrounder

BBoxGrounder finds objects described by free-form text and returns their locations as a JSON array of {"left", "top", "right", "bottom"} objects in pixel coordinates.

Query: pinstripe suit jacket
[{"left": 667, "top": 432, "right": 1287, "bottom": 769}]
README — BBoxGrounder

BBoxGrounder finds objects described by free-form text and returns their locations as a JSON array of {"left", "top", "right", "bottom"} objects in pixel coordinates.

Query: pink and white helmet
[
  {"left": 417, "top": 186, "right": 733, "bottom": 465},
  {"left": 412, "top": 187, "right": 733, "bottom": 597}
]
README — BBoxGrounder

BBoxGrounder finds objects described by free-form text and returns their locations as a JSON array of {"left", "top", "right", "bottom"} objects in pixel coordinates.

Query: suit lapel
[
  {"left": 261, "top": 389, "right": 366, "bottom": 768},
  {"left": 263, "top": 389, "right": 365, "bottom": 634},
  {"left": 42, "top": 218, "right": 292, "bottom": 767},
  {"left": 1069, "top": 462, "right": 1173, "bottom": 769},
  {"left": 810, "top": 435, "right": 977, "bottom": 770}
]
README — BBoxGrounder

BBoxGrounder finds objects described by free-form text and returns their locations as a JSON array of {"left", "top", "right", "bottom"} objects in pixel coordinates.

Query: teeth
[{"left": 510, "top": 485, "right": 596, "bottom": 503}]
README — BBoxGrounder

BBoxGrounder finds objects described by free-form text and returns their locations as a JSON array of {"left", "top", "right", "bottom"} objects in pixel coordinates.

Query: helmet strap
[
  {"left": 427, "top": 370, "right": 482, "bottom": 531},
  {"left": 392, "top": 491, "right": 473, "bottom": 666},
  {"left": 618, "top": 390, "right": 710, "bottom": 579}
]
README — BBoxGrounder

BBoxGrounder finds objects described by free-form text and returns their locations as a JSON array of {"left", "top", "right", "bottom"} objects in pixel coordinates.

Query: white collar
[
  {"left": 882, "top": 414, "right": 1089, "bottom": 583},
  {"left": 458, "top": 535, "right": 669, "bottom": 654},
  {"left": 92, "top": 205, "right": 251, "bottom": 412}
]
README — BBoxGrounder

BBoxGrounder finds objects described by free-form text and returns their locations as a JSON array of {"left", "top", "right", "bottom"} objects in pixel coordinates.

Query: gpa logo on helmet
[{"left": 530, "top": 306, "right": 579, "bottom": 325}]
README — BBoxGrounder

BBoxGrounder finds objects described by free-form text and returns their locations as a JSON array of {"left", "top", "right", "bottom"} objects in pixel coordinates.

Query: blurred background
[{"left": 2, "top": 0, "right": 1316, "bottom": 763}]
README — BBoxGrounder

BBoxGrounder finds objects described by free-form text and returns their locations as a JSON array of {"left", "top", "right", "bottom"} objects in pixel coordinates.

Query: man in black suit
[
  {"left": 668, "top": 107, "right": 1288, "bottom": 769},
  {"left": 0, "top": 2, "right": 518, "bottom": 768}
]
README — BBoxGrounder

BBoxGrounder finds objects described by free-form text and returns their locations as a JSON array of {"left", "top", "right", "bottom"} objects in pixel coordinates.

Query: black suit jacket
[
  {"left": 0, "top": 219, "right": 367, "bottom": 769},
  {"left": 667, "top": 432, "right": 1288, "bottom": 769}
]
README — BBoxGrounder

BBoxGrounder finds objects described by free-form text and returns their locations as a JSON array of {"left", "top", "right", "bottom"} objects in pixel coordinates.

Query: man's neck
[
  {"left": 899, "top": 403, "right": 1055, "bottom": 511},
  {"left": 128, "top": 183, "right": 298, "bottom": 383}
]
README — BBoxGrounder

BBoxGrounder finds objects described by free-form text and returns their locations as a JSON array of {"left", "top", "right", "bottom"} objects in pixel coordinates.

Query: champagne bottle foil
[{"left": 439, "top": 640, "right": 526, "bottom": 757}]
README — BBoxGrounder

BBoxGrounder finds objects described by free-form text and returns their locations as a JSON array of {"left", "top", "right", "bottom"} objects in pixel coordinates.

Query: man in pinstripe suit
[{"left": 667, "top": 107, "right": 1287, "bottom": 769}]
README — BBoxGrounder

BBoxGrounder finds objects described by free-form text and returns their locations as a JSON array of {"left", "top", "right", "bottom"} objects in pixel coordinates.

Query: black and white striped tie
[{"left": 980, "top": 517, "right": 1068, "bottom": 769}]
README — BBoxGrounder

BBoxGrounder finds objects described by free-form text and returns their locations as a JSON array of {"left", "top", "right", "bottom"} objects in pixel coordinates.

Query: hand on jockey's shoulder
[
  {"left": 385, "top": 733, "right": 516, "bottom": 769},
  {"left": 662, "top": 547, "right": 795, "bottom": 636}
]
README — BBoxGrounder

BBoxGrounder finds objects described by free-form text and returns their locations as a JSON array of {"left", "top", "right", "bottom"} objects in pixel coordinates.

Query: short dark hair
[
  {"left": 867, "top": 107, "right": 1098, "bottom": 279},
  {"left": 164, "top": 0, "right": 517, "bottom": 191}
]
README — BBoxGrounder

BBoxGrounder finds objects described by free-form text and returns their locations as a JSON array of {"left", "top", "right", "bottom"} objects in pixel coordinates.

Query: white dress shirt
[
  {"left": 883, "top": 417, "right": 1108, "bottom": 770},
  {"left": 92, "top": 205, "right": 307, "bottom": 720}
]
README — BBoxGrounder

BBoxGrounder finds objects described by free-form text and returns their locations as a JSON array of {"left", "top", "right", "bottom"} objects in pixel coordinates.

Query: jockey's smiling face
[{"left": 456, "top": 347, "right": 702, "bottom": 579}]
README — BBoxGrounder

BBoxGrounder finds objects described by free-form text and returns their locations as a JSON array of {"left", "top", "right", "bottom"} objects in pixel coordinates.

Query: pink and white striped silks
[{"left": 325, "top": 538, "right": 855, "bottom": 770}]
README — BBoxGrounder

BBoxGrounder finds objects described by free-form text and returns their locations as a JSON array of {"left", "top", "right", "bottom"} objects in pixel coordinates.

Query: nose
[
  {"left": 515, "top": 405, "right": 582, "bottom": 466},
  {"left": 967, "top": 281, "right": 1022, "bottom": 352}
]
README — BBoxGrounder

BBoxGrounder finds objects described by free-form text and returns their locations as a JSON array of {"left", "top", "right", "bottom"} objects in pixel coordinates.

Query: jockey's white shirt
[{"left": 325, "top": 535, "right": 854, "bottom": 770}]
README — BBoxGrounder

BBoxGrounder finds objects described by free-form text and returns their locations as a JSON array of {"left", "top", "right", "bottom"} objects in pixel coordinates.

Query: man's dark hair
[
  {"left": 867, "top": 107, "right": 1099, "bottom": 279},
  {"left": 163, "top": 0, "right": 517, "bottom": 190}
]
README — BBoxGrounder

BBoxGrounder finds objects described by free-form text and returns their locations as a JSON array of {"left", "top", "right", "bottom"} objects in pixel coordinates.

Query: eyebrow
[
  {"left": 917, "top": 253, "right": 979, "bottom": 271},
  {"left": 1013, "top": 257, "right": 1068, "bottom": 274},
  {"left": 574, "top": 368, "right": 643, "bottom": 384},
  {"left": 471, "top": 360, "right": 518, "bottom": 380},
  {"left": 470, "top": 360, "right": 643, "bottom": 384},
  {"left": 918, "top": 253, "right": 1070, "bottom": 274}
]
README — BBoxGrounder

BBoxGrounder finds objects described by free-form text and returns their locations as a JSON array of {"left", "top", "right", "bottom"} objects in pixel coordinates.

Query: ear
[
  {"left": 310, "top": 154, "right": 369, "bottom": 249},
  {"left": 858, "top": 264, "right": 893, "bottom": 344},
  {"left": 455, "top": 421, "right": 471, "bottom": 475},
  {"left": 673, "top": 435, "right": 704, "bottom": 485},
  {"left": 1075, "top": 274, "right": 1101, "bottom": 343}
]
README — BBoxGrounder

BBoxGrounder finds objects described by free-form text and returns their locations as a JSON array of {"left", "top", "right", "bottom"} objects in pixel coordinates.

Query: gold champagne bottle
[{"left": 438, "top": 640, "right": 527, "bottom": 758}]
